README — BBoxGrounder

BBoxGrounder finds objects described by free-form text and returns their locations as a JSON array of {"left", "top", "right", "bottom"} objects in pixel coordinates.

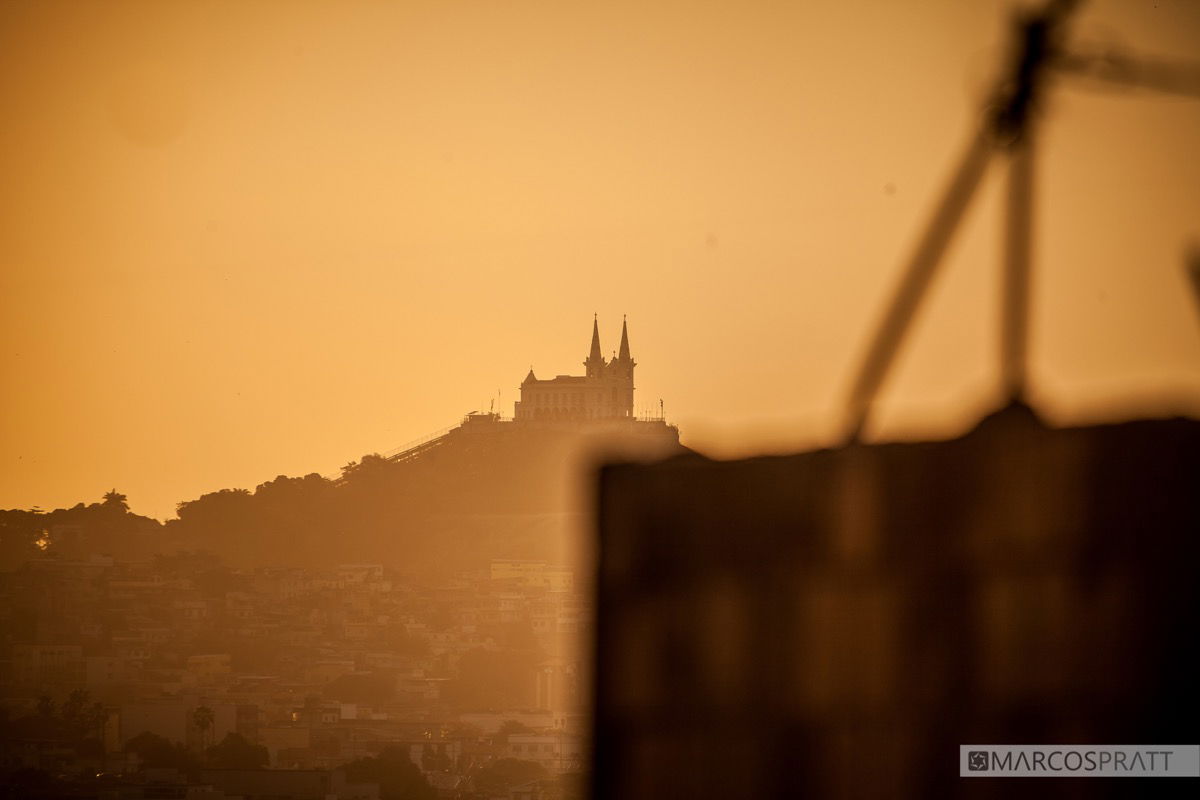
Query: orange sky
[{"left": 2, "top": 0, "right": 1199, "bottom": 520}]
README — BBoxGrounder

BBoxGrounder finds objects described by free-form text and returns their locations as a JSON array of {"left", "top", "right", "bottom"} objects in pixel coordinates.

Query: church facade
[{"left": 514, "top": 317, "right": 636, "bottom": 422}]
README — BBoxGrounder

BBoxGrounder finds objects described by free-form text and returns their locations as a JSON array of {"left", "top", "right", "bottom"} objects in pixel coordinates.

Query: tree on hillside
[
  {"left": 175, "top": 489, "right": 254, "bottom": 527},
  {"left": 169, "top": 475, "right": 343, "bottom": 566},
  {"left": 173, "top": 489, "right": 257, "bottom": 563},
  {"left": 340, "top": 454, "right": 393, "bottom": 482},
  {"left": 101, "top": 489, "right": 129, "bottom": 513},
  {"left": 4, "top": 491, "right": 164, "bottom": 562},
  {"left": 250, "top": 473, "right": 337, "bottom": 564},
  {"left": 0, "top": 508, "right": 49, "bottom": 568}
]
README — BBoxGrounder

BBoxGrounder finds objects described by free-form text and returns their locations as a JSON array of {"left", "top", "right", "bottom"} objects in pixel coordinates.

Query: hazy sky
[{"left": 3, "top": 0, "right": 1199, "bottom": 520}]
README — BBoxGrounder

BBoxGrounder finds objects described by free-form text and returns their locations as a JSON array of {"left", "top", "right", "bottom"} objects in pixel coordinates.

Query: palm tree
[
  {"left": 102, "top": 490, "right": 129, "bottom": 513},
  {"left": 85, "top": 702, "right": 109, "bottom": 742},
  {"left": 192, "top": 705, "right": 214, "bottom": 755}
]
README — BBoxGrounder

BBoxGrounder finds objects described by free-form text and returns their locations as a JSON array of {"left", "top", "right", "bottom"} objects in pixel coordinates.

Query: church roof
[
  {"left": 536, "top": 375, "right": 588, "bottom": 384},
  {"left": 523, "top": 368, "right": 537, "bottom": 384}
]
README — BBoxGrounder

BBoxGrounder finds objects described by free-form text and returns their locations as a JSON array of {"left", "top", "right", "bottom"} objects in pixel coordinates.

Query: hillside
[{"left": 2, "top": 416, "right": 685, "bottom": 575}]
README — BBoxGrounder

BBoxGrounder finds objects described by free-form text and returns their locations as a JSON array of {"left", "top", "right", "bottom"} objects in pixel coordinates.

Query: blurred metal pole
[
  {"left": 1055, "top": 52, "right": 1200, "bottom": 100},
  {"left": 1001, "top": 136, "right": 1035, "bottom": 400},
  {"left": 840, "top": 0, "right": 1086, "bottom": 443},
  {"left": 1186, "top": 244, "right": 1200, "bottom": 334},
  {"left": 842, "top": 131, "right": 995, "bottom": 443}
]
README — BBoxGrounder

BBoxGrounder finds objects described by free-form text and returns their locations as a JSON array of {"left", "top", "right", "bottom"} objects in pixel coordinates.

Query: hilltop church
[{"left": 514, "top": 317, "right": 636, "bottom": 422}]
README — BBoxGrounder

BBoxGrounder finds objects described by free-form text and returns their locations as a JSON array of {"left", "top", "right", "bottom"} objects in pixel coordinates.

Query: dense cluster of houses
[{"left": 0, "top": 555, "right": 588, "bottom": 798}]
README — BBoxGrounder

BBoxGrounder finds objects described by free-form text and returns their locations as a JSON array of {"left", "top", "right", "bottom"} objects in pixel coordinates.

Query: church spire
[
  {"left": 589, "top": 314, "right": 603, "bottom": 363},
  {"left": 585, "top": 313, "right": 605, "bottom": 377},
  {"left": 618, "top": 315, "right": 631, "bottom": 361}
]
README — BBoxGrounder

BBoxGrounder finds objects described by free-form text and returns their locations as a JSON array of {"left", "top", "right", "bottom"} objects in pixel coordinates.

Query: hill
[{"left": 2, "top": 415, "right": 685, "bottom": 575}]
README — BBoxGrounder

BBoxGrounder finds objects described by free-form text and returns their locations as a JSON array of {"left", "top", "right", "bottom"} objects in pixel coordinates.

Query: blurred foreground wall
[{"left": 592, "top": 404, "right": 1198, "bottom": 798}]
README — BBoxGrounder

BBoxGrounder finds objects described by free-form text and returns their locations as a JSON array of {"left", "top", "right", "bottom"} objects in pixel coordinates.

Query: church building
[{"left": 514, "top": 317, "right": 636, "bottom": 422}]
